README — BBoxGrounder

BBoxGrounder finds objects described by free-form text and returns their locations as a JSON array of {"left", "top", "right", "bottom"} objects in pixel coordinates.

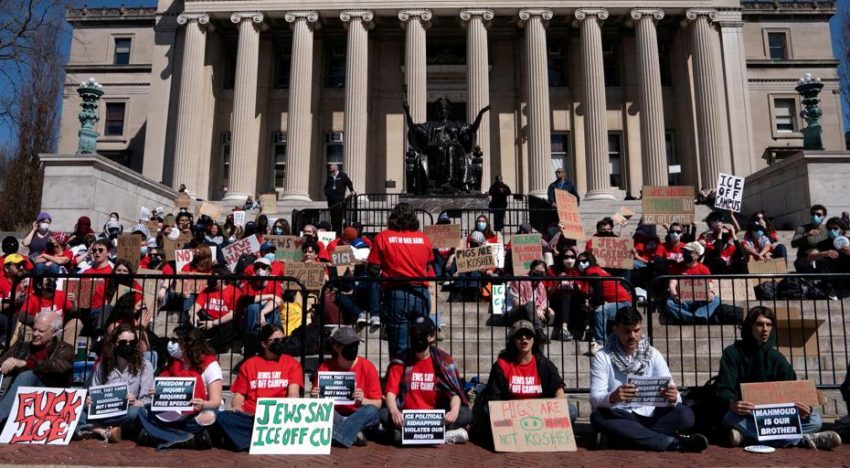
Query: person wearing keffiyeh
[
  {"left": 589, "top": 307, "right": 709, "bottom": 452},
  {"left": 381, "top": 317, "right": 472, "bottom": 444}
]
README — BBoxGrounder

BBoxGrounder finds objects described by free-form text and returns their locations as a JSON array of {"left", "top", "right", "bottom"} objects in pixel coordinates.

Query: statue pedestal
[{"left": 399, "top": 194, "right": 489, "bottom": 213}]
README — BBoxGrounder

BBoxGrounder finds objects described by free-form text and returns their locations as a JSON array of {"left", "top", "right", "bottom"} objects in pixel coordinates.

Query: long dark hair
[
  {"left": 192, "top": 244, "right": 213, "bottom": 273},
  {"left": 105, "top": 258, "right": 136, "bottom": 302},
  {"left": 99, "top": 324, "right": 143, "bottom": 381},
  {"left": 173, "top": 326, "right": 214, "bottom": 372},
  {"left": 388, "top": 203, "right": 420, "bottom": 231},
  {"left": 501, "top": 332, "right": 542, "bottom": 363},
  {"left": 475, "top": 214, "right": 497, "bottom": 240}
]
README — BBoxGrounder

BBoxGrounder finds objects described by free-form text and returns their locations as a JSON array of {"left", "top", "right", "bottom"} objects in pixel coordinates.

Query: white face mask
[
  {"left": 166, "top": 340, "right": 183, "bottom": 359},
  {"left": 167, "top": 229, "right": 180, "bottom": 241},
  {"left": 257, "top": 268, "right": 268, "bottom": 277},
  {"left": 38, "top": 223, "right": 50, "bottom": 232},
  {"left": 577, "top": 261, "right": 590, "bottom": 272},
  {"left": 563, "top": 258, "right": 576, "bottom": 269}
]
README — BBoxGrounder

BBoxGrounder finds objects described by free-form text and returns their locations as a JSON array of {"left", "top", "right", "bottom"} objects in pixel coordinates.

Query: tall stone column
[
  {"left": 631, "top": 8, "right": 667, "bottom": 187},
  {"left": 687, "top": 9, "right": 731, "bottom": 189},
  {"left": 341, "top": 10, "right": 373, "bottom": 192},
  {"left": 717, "top": 10, "right": 754, "bottom": 175},
  {"left": 172, "top": 13, "right": 209, "bottom": 194},
  {"left": 399, "top": 10, "right": 431, "bottom": 125},
  {"left": 224, "top": 12, "right": 264, "bottom": 203},
  {"left": 519, "top": 8, "right": 552, "bottom": 198},
  {"left": 281, "top": 11, "right": 318, "bottom": 202},
  {"left": 461, "top": 9, "right": 494, "bottom": 188},
  {"left": 575, "top": 8, "right": 613, "bottom": 201}
]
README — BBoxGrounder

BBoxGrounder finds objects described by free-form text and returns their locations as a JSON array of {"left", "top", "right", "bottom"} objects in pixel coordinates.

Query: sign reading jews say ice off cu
[{"left": 714, "top": 173, "right": 745, "bottom": 213}]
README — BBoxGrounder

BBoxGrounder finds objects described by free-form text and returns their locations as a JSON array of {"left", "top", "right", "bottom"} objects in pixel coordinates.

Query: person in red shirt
[
  {"left": 382, "top": 317, "right": 471, "bottom": 444},
  {"left": 698, "top": 211, "right": 742, "bottom": 274},
  {"left": 216, "top": 324, "right": 302, "bottom": 452},
  {"left": 367, "top": 203, "right": 434, "bottom": 357},
  {"left": 32, "top": 233, "right": 72, "bottom": 275},
  {"left": 548, "top": 247, "right": 587, "bottom": 342},
  {"left": 662, "top": 222, "right": 686, "bottom": 272},
  {"left": 90, "top": 259, "right": 143, "bottom": 331},
  {"left": 241, "top": 258, "right": 283, "bottom": 357},
  {"left": 82, "top": 239, "right": 114, "bottom": 276},
  {"left": 577, "top": 252, "right": 633, "bottom": 355},
  {"left": 309, "top": 327, "right": 381, "bottom": 447},
  {"left": 666, "top": 242, "right": 721, "bottom": 323},
  {"left": 191, "top": 268, "right": 239, "bottom": 352}
]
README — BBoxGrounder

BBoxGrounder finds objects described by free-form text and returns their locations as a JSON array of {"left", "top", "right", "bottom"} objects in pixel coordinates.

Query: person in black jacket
[
  {"left": 546, "top": 168, "right": 580, "bottom": 207},
  {"left": 486, "top": 175, "right": 511, "bottom": 232},
  {"left": 473, "top": 320, "right": 577, "bottom": 442},
  {"left": 324, "top": 163, "right": 356, "bottom": 235}
]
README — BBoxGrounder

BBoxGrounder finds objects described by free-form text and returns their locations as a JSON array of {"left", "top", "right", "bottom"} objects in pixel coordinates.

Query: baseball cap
[
  {"left": 410, "top": 316, "right": 436, "bottom": 337},
  {"left": 3, "top": 253, "right": 26, "bottom": 265},
  {"left": 260, "top": 242, "right": 276, "bottom": 254},
  {"left": 330, "top": 327, "right": 362, "bottom": 345},
  {"left": 683, "top": 241, "right": 705, "bottom": 257},
  {"left": 509, "top": 320, "right": 535, "bottom": 339},
  {"left": 254, "top": 257, "right": 271, "bottom": 267}
]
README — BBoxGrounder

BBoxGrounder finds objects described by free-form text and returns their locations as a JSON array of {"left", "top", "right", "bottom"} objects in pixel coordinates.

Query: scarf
[
  {"left": 604, "top": 334, "right": 653, "bottom": 376},
  {"left": 392, "top": 347, "right": 468, "bottom": 409}
]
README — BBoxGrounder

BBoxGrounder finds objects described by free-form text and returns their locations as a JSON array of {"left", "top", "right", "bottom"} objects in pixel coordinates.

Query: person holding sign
[
  {"left": 138, "top": 326, "right": 223, "bottom": 450},
  {"left": 665, "top": 242, "right": 720, "bottom": 324},
  {"left": 310, "top": 327, "right": 382, "bottom": 448},
  {"left": 78, "top": 324, "right": 153, "bottom": 442},
  {"left": 473, "top": 320, "right": 577, "bottom": 442},
  {"left": 216, "top": 325, "right": 302, "bottom": 452},
  {"left": 716, "top": 306, "right": 840, "bottom": 449},
  {"left": 546, "top": 168, "right": 580, "bottom": 207},
  {"left": 382, "top": 317, "right": 471, "bottom": 445},
  {"left": 589, "top": 307, "right": 708, "bottom": 452},
  {"left": 90, "top": 259, "right": 143, "bottom": 334}
]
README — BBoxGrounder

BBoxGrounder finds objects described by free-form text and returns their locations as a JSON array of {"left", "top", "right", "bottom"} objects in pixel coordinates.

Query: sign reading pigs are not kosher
[{"left": 714, "top": 173, "right": 745, "bottom": 213}]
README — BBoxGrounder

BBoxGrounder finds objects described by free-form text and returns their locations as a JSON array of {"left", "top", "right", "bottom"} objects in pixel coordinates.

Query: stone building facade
[{"left": 58, "top": 0, "right": 844, "bottom": 204}]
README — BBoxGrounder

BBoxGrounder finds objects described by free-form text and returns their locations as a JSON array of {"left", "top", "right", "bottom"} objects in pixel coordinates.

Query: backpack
[{"left": 682, "top": 376, "right": 725, "bottom": 439}]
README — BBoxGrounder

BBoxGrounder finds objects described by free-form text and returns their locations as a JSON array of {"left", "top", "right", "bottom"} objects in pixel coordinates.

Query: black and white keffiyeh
[{"left": 604, "top": 333, "right": 654, "bottom": 375}]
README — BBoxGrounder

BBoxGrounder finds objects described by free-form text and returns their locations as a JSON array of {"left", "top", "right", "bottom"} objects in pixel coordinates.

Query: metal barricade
[{"left": 292, "top": 205, "right": 433, "bottom": 238}]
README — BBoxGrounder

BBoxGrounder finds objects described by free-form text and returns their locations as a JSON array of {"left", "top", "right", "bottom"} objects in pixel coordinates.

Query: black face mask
[
  {"left": 411, "top": 336, "right": 431, "bottom": 353},
  {"left": 269, "top": 341, "right": 286, "bottom": 356},
  {"left": 682, "top": 251, "right": 694, "bottom": 263},
  {"left": 116, "top": 343, "right": 135, "bottom": 359},
  {"left": 340, "top": 343, "right": 359, "bottom": 361}
]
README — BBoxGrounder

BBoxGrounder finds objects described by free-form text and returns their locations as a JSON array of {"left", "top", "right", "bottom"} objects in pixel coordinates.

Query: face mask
[
  {"left": 166, "top": 340, "right": 183, "bottom": 359},
  {"left": 683, "top": 251, "right": 694, "bottom": 263},
  {"left": 669, "top": 233, "right": 681, "bottom": 242},
  {"left": 563, "top": 258, "right": 576, "bottom": 269},
  {"left": 269, "top": 341, "right": 286, "bottom": 356},
  {"left": 273, "top": 227, "right": 284, "bottom": 235},
  {"left": 38, "top": 223, "right": 50, "bottom": 232},
  {"left": 829, "top": 229, "right": 841, "bottom": 239},
  {"left": 476, "top": 222, "right": 487, "bottom": 232},
  {"left": 412, "top": 336, "right": 431, "bottom": 353},
  {"left": 577, "top": 261, "right": 589, "bottom": 272},
  {"left": 264, "top": 253, "right": 276, "bottom": 262},
  {"left": 110, "top": 217, "right": 118, "bottom": 222},
  {"left": 140, "top": 246, "right": 148, "bottom": 256},
  {"left": 116, "top": 343, "right": 135, "bottom": 359},
  {"left": 811, "top": 215, "right": 823, "bottom": 225},
  {"left": 341, "top": 343, "right": 359, "bottom": 361},
  {"left": 257, "top": 268, "right": 268, "bottom": 277},
  {"left": 754, "top": 231, "right": 764, "bottom": 239}
]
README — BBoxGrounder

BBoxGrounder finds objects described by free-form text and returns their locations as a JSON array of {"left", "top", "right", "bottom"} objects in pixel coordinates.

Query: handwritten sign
[
  {"left": 233, "top": 211, "right": 246, "bottom": 228},
  {"left": 714, "top": 173, "right": 745, "bottom": 213},
  {"left": 174, "top": 249, "right": 195, "bottom": 273},
  {"left": 717, "top": 278, "right": 757, "bottom": 302},
  {"left": 489, "top": 398, "right": 577, "bottom": 452},
  {"left": 174, "top": 193, "right": 192, "bottom": 210},
  {"left": 265, "top": 235, "right": 303, "bottom": 262},
  {"left": 676, "top": 278, "right": 712, "bottom": 302},
  {"left": 286, "top": 262, "right": 326, "bottom": 291},
  {"left": 65, "top": 278, "right": 104, "bottom": 309},
  {"left": 591, "top": 237, "right": 634, "bottom": 270},
  {"left": 317, "top": 372, "right": 356, "bottom": 405},
  {"left": 177, "top": 273, "right": 208, "bottom": 295},
  {"left": 642, "top": 186, "right": 695, "bottom": 225},
  {"left": 511, "top": 234, "right": 542, "bottom": 274},
  {"left": 250, "top": 398, "right": 334, "bottom": 455},
  {"left": 0, "top": 387, "right": 86, "bottom": 445},
  {"left": 741, "top": 380, "right": 818, "bottom": 407},
  {"left": 137, "top": 268, "right": 162, "bottom": 311},
  {"left": 222, "top": 234, "right": 261, "bottom": 271},
  {"left": 753, "top": 403, "right": 802, "bottom": 442},
  {"left": 331, "top": 246, "right": 355, "bottom": 267},
  {"left": 116, "top": 234, "right": 140, "bottom": 272},
  {"left": 144, "top": 220, "right": 160, "bottom": 237},
  {"left": 491, "top": 283, "right": 507, "bottom": 315},
  {"left": 317, "top": 231, "right": 337, "bottom": 247},
  {"left": 402, "top": 410, "right": 445, "bottom": 445},
  {"left": 626, "top": 375, "right": 671, "bottom": 407},
  {"left": 491, "top": 243, "right": 505, "bottom": 269},
  {"left": 88, "top": 383, "right": 129, "bottom": 420},
  {"left": 423, "top": 224, "right": 462, "bottom": 250},
  {"left": 260, "top": 194, "right": 277, "bottom": 214},
  {"left": 455, "top": 245, "right": 496, "bottom": 273},
  {"left": 197, "top": 202, "right": 222, "bottom": 221},
  {"left": 747, "top": 258, "right": 788, "bottom": 275},
  {"left": 151, "top": 377, "right": 195, "bottom": 412},
  {"left": 555, "top": 190, "right": 583, "bottom": 241},
  {"left": 162, "top": 231, "right": 192, "bottom": 262}
]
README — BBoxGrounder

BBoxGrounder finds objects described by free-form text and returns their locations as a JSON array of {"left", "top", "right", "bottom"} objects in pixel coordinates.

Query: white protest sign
[
  {"left": 0, "top": 387, "right": 87, "bottom": 445},
  {"left": 221, "top": 234, "right": 261, "bottom": 271},
  {"left": 250, "top": 398, "right": 334, "bottom": 455},
  {"left": 714, "top": 173, "right": 745, "bottom": 213},
  {"left": 491, "top": 283, "right": 507, "bottom": 315},
  {"left": 491, "top": 243, "right": 505, "bottom": 269},
  {"left": 233, "top": 211, "right": 247, "bottom": 228},
  {"left": 317, "top": 231, "right": 336, "bottom": 247},
  {"left": 174, "top": 249, "right": 195, "bottom": 272}
]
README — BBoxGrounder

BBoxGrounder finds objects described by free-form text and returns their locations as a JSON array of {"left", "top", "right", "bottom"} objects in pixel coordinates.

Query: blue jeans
[
  {"left": 382, "top": 286, "right": 430, "bottom": 357},
  {"left": 335, "top": 293, "right": 364, "bottom": 323},
  {"left": 665, "top": 296, "right": 721, "bottom": 323},
  {"left": 594, "top": 302, "right": 633, "bottom": 342},
  {"left": 78, "top": 404, "right": 143, "bottom": 436},
  {"left": 243, "top": 303, "right": 282, "bottom": 338},
  {"left": 216, "top": 410, "right": 255, "bottom": 452},
  {"left": 333, "top": 405, "right": 380, "bottom": 447},
  {"left": 722, "top": 409, "right": 822, "bottom": 447},
  {"left": 138, "top": 408, "right": 209, "bottom": 450},
  {"left": 32, "top": 263, "right": 61, "bottom": 275},
  {"left": 0, "top": 371, "right": 44, "bottom": 425}
]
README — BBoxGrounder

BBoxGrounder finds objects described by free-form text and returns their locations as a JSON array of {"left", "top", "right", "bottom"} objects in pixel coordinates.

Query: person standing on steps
[
  {"left": 546, "top": 168, "right": 580, "bottom": 207},
  {"left": 325, "top": 163, "right": 356, "bottom": 236}
]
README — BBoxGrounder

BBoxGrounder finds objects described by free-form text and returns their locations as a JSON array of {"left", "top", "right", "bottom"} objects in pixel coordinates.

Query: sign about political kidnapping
[
  {"left": 488, "top": 398, "right": 577, "bottom": 452},
  {"left": 402, "top": 409, "right": 445, "bottom": 445},
  {"left": 752, "top": 403, "right": 802, "bottom": 442},
  {"left": 250, "top": 398, "right": 334, "bottom": 455},
  {"left": 0, "top": 387, "right": 87, "bottom": 445}
]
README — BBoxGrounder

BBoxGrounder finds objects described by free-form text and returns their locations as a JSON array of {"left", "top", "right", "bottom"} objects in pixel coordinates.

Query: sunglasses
[
  {"left": 514, "top": 332, "right": 535, "bottom": 340},
  {"left": 670, "top": 231, "right": 682, "bottom": 234},
  {"left": 117, "top": 339, "right": 138, "bottom": 347},
  {"left": 92, "top": 248, "right": 106, "bottom": 253},
  {"left": 564, "top": 255, "right": 577, "bottom": 259},
  {"left": 266, "top": 338, "right": 284, "bottom": 344}
]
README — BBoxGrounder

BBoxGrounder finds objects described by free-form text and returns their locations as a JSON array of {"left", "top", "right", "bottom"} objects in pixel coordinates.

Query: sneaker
[
  {"left": 353, "top": 431, "right": 368, "bottom": 447},
  {"left": 801, "top": 430, "right": 842, "bottom": 450},
  {"left": 191, "top": 430, "right": 213, "bottom": 450},
  {"left": 586, "top": 341, "right": 602, "bottom": 356},
  {"left": 445, "top": 428, "right": 469, "bottom": 445},
  {"left": 393, "top": 429, "right": 402, "bottom": 444},
  {"left": 368, "top": 315, "right": 381, "bottom": 334},
  {"left": 728, "top": 427, "right": 743, "bottom": 447},
  {"left": 595, "top": 432, "right": 608, "bottom": 449},
  {"left": 676, "top": 433, "right": 709, "bottom": 453},
  {"left": 356, "top": 312, "right": 368, "bottom": 329}
]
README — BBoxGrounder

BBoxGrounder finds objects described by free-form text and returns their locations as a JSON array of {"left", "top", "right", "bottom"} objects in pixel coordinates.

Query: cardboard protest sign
[
  {"left": 136, "top": 268, "right": 162, "bottom": 311},
  {"left": 741, "top": 380, "right": 819, "bottom": 407},
  {"left": 555, "top": 189, "right": 583, "bottom": 241},
  {"left": 197, "top": 202, "right": 222, "bottom": 221},
  {"left": 265, "top": 235, "right": 303, "bottom": 263},
  {"left": 260, "top": 194, "right": 277, "bottom": 214},
  {"left": 144, "top": 220, "right": 160, "bottom": 237},
  {"left": 286, "top": 262, "right": 326, "bottom": 291},
  {"left": 317, "top": 231, "right": 337, "bottom": 247},
  {"left": 676, "top": 278, "right": 712, "bottom": 302},
  {"left": 591, "top": 237, "right": 634, "bottom": 270},
  {"left": 511, "top": 234, "right": 542, "bottom": 274},
  {"left": 233, "top": 211, "right": 247, "bottom": 228},
  {"left": 177, "top": 273, "right": 208, "bottom": 295},
  {"left": 331, "top": 246, "right": 356, "bottom": 267},
  {"left": 174, "top": 193, "right": 192, "bottom": 210},
  {"left": 0, "top": 387, "right": 86, "bottom": 444},
  {"left": 65, "top": 278, "right": 104, "bottom": 309},
  {"left": 174, "top": 249, "right": 195, "bottom": 273},
  {"left": 162, "top": 231, "right": 192, "bottom": 262},
  {"left": 317, "top": 372, "right": 356, "bottom": 405},
  {"left": 747, "top": 258, "right": 788, "bottom": 275},
  {"left": 753, "top": 404, "right": 802, "bottom": 442},
  {"left": 455, "top": 245, "right": 496, "bottom": 273},
  {"left": 222, "top": 234, "right": 261, "bottom": 271},
  {"left": 402, "top": 410, "right": 445, "bottom": 445},
  {"left": 87, "top": 384, "right": 129, "bottom": 420},
  {"left": 714, "top": 173, "right": 745, "bottom": 213},
  {"left": 626, "top": 375, "right": 672, "bottom": 407},
  {"left": 491, "top": 243, "right": 505, "bottom": 269},
  {"left": 249, "top": 398, "right": 334, "bottom": 455},
  {"left": 423, "top": 224, "right": 462, "bottom": 249},
  {"left": 151, "top": 377, "right": 195, "bottom": 412},
  {"left": 491, "top": 283, "right": 507, "bottom": 315},
  {"left": 717, "top": 278, "right": 757, "bottom": 302},
  {"left": 116, "top": 234, "right": 140, "bottom": 272},
  {"left": 489, "top": 398, "right": 577, "bottom": 452},
  {"left": 642, "top": 186, "right": 696, "bottom": 225},
  {"left": 772, "top": 306, "right": 825, "bottom": 357}
]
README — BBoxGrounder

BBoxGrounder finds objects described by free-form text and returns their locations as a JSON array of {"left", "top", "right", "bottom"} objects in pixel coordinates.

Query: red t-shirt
[
  {"left": 671, "top": 262, "right": 712, "bottom": 276},
  {"left": 195, "top": 286, "right": 238, "bottom": 320},
  {"left": 161, "top": 263, "right": 175, "bottom": 275},
  {"left": 496, "top": 356, "right": 544, "bottom": 399},
  {"left": 0, "top": 275, "right": 10, "bottom": 299},
  {"left": 634, "top": 239, "right": 667, "bottom": 261},
  {"left": 242, "top": 261, "right": 286, "bottom": 277},
  {"left": 385, "top": 355, "right": 445, "bottom": 410},
  {"left": 663, "top": 241, "right": 684, "bottom": 263},
  {"left": 83, "top": 264, "right": 113, "bottom": 276},
  {"left": 585, "top": 266, "right": 632, "bottom": 303},
  {"left": 91, "top": 281, "right": 142, "bottom": 310},
  {"left": 21, "top": 291, "right": 73, "bottom": 318},
  {"left": 367, "top": 230, "right": 434, "bottom": 286},
  {"left": 230, "top": 354, "right": 304, "bottom": 415},
  {"left": 313, "top": 357, "right": 382, "bottom": 416},
  {"left": 240, "top": 280, "right": 283, "bottom": 299}
]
